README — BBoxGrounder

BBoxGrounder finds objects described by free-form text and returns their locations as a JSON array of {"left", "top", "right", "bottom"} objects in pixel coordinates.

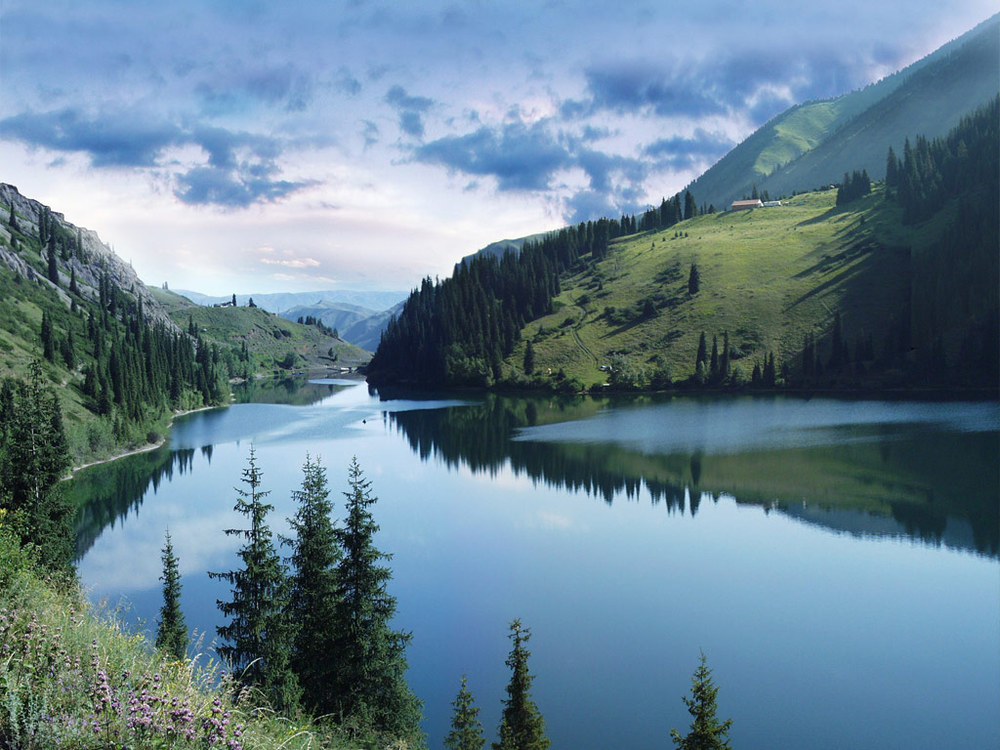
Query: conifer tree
[
  {"left": 695, "top": 332, "right": 707, "bottom": 369},
  {"left": 6, "top": 202, "right": 16, "bottom": 231},
  {"left": 47, "top": 239, "right": 58, "bottom": 284},
  {"left": 688, "top": 263, "right": 700, "bottom": 295},
  {"left": 155, "top": 530, "right": 188, "bottom": 660},
  {"left": 523, "top": 340, "right": 535, "bottom": 376},
  {"left": 209, "top": 447, "right": 299, "bottom": 712},
  {"left": 720, "top": 331, "right": 730, "bottom": 382},
  {"left": 330, "top": 457, "right": 422, "bottom": 738},
  {"left": 494, "top": 619, "right": 549, "bottom": 750},
  {"left": 0, "top": 360, "right": 73, "bottom": 571},
  {"left": 445, "top": 675, "right": 486, "bottom": 750},
  {"left": 286, "top": 454, "right": 340, "bottom": 712},
  {"left": 670, "top": 652, "right": 733, "bottom": 750}
]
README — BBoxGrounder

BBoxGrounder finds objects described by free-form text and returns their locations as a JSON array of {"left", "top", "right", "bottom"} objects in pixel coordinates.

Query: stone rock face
[{"left": 0, "top": 183, "right": 179, "bottom": 333}]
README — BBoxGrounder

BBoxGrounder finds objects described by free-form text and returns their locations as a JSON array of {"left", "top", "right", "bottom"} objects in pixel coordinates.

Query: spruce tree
[
  {"left": 523, "top": 340, "right": 535, "bottom": 376},
  {"left": 0, "top": 360, "right": 73, "bottom": 571},
  {"left": 695, "top": 332, "right": 707, "bottom": 369},
  {"left": 286, "top": 454, "right": 340, "bottom": 712},
  {"left": 209, "top": 447, "right": 299, "bottom": 712},
  {"left": 670, "top": 652, "right": 733, "bottom": 750},
  {"left": 494, "top": 619, "right": 549, "bottom": 750},
  {"left": 688, "top": 263, "right": 700, "bottom": 295},
  {"left": 330, "top": 457, "right": 422, "bottom": 738},
  {"left": 155, "top": 530, "right": 188, "bottom": 660},
  {"left": 445, "top": 675, "right": 486, "bottom": 750}
]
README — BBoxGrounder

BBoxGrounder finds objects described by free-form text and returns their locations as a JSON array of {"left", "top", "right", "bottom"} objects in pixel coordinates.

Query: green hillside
[
  {"left": 509, "top": 187, "right": 910, "bottom": 387},
  {"left": 688, "top": 13, "right": 1000, "bottom": 209},
  {"left": 147, "top": 287, "right": 370, "bottom": 374}
]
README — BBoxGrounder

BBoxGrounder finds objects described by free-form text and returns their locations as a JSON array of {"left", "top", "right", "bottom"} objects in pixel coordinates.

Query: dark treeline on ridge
[
  {"left": 370, "top": 96, "right": 998, "bottom": 394},
  {"left": 367, "top": 192, "right": 700, "bottom": 388}
]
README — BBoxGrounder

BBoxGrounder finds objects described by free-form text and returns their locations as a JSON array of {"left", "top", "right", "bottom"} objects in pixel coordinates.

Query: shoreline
[{"left": 66, "top": 403, "right": 223, "bottom": 478}]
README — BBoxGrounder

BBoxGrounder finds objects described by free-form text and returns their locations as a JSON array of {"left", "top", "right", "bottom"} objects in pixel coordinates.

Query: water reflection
[{"left": 384, "top": 393, "right": 999, "bottom": 557}]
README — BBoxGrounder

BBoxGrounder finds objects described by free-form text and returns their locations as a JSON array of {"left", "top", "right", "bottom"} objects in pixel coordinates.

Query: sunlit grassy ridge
[
  {"left": 149, "top": 287, "right": 371, "bottom": 374},
  {"left": 515, "top": 187, "right": 911, "bottom": 388}
]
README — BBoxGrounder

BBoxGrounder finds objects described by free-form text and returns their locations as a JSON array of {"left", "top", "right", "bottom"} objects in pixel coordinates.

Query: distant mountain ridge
[
  {"left": 175, "top": 289, "right": 407, "bottom": 314},
  {"left": 175, "top": 289, "right": 407, "bottom": 350}
]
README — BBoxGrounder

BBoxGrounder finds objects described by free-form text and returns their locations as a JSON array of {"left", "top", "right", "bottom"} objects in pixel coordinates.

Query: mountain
[
  {"left": 686, "top": 13, "right": 1000, "bottom": 209},
  {"left": 149, "top": 287, "right": 370, "bottom": 372},
  {"left": 0, "top": 182, "right": 364, "bottom": 465},
  {"left": 174, "top": 289, "right": 407, "bottom": 350},
  {"left": 459, "top": 232, "right": 551, "bottom": 266},
  {"left": 175, "top": 289, "right": 407, "bottom": 315},
  {"left": 340, "top": 300, "right": 406, "bottom": 351},
  {"left": 368, "top": 94, "right": 998, "bottom": 392}
]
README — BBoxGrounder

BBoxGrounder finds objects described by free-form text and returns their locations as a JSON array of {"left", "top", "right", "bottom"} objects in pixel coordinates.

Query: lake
[{"left": 70, "top": 380, "right": 1000, "bottom": 749}]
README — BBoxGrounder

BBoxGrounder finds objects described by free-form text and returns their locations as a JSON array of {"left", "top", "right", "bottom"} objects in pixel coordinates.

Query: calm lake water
[{"left": 70, "top": 380, "right": 1000, "bottom": 749}]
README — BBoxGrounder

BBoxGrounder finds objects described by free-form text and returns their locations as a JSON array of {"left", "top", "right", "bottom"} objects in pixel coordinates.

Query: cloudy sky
[{"left": 1, "top": 1, "right": 995, "bottom": 295}]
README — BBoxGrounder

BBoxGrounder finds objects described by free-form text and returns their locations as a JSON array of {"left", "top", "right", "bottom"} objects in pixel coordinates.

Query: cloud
[
  {"left": 415, "top": 120, "right": 572, "bottom": 191},
  {"left": 259, "top": 256, "right": 321, "bottom": 268},
  {"left": 384, "top": 84, "right": 435, "bottom": 139},
  {"left": 580, "top": 62, "right": 726, "bottom": 118},
  {"left": 0, "top": 106, "right": 313, "bottom": 208},
  {"left": 174, "top": 162, "right": 312, "bottom": 208},
  {"left": 642, "top": 128, "right": 733, "bottom": 170},
  {"left": 361, "top": 120, "right": 380, "bottom": 148},
  {"left": 0, "top": 107, "right": 182, "bottom": 167}
]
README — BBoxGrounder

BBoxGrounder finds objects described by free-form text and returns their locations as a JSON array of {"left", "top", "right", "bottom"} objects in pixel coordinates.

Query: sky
[{"left": 1, "top": 1, "right": 995, "bottom": 296}]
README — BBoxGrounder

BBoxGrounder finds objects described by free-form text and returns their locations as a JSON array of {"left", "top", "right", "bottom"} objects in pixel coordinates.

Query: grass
[
  {"left": 0, "top": 518, "right": 410, "bottom": 749},
  {"left": 513, "top": 186, "right": 914, "bottom": 388},
  {"left": 155, "top": 288, "right": 371, "bottom": 374}
]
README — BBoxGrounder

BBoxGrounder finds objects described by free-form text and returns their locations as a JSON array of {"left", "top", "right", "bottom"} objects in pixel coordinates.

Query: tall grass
[{"left": 0, "top": 519, "right": 402, "bottom": 749}]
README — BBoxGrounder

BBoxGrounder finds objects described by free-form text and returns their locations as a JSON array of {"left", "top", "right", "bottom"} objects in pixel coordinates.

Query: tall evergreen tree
[
  {"left": 523, "top": 340, "right": 535, "bottom": 376},
  {"left": 720, "top": 331, "right": 730, "bottom": 382},
  {"left": 688, "top": 263, "right": 700, "bottom": 295},
  {"left": 670, "top": 652, "right": 733, "bottom": 750},
  {"left": 209, "top": 447, "right": 299, "bottom": 712},
  {"left": 695, "top": 332, "right": 708, "bottom": 369},
  {"left": 285, "top": 454, "right": 340, "bottom": 713},
  {"left": 155, "top": 530, "right": 188, "bottom": 660},
  {"left": 494, "top": 619, "right": 549, "bottom": 750},
  {"left": 0, "top": 360, "right": 73, "bottom": 571},
  {"left": 445, "top": 675, "right": 486, "bottom": 750},
  {"left": 331, "top": 457, "right": 422, "bottom": 738}
]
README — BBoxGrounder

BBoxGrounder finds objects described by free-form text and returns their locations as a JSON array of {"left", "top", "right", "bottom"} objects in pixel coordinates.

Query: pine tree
[
  {"left": 155, "top": 530, "right": 188, "bottom": 660},
  {"left": 696, "top": 332, "right": 707, "bottom": 369},
  {"left": 6, "top": 202, "right": 16, "bottom": 231},
  {"left": 720, "top": 331, "right": 730, "bottom": 383},
  {"left": 523, "top": 340, "right": 535, "bottom": 376},
  {"left": 494, "top": 619, "right": 549, "bottom": 750},
  {"left": 209, "top": 447, "right": 299, "bottom": 712},
  {"left": 47, "top": 239, "right": 58, "bottom": 284},
  {"left": 286, "top": 454, "right": 340, "bottom": 712},
  {"left": 688, "top": 263, "right": 700, "bottom": 295},
  {"left": 670, "top": 652, "right": 733, "bottom": 750},
  {"left": 445, "top": 675, "right": 486, "bottom": 750},
  {"left": 0, "top": 360, "right": 73, "bottom": 571},
  {"left": 330, "top": 457, "right": 422, "bottom": 737}
]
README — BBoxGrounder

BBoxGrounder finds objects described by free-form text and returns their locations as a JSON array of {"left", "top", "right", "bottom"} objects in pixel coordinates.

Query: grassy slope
[
  {"left": 0, "top": 244, "right": 117, "bottom": 463},
  {"left": 686, "top": 14, "right": 999, "bottom": 209},
  {"left": 513, "top": 187, "right": 914, "bottom": 387},
  {"left": 0, "top": 521, "right": 403, "bottom": 750},
  {"left": 149, "top": 287, "right": 371, "bottom": 373}
]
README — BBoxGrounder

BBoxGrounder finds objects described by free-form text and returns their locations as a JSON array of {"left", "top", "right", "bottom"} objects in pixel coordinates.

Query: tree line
[{"left": 368, "top": 192, "right": 702, "bottom": 388}]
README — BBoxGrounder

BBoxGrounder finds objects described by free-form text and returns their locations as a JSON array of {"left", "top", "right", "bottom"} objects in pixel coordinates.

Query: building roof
[{"left": 731, "top": 199, "right": 763, "bottom": 209}]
